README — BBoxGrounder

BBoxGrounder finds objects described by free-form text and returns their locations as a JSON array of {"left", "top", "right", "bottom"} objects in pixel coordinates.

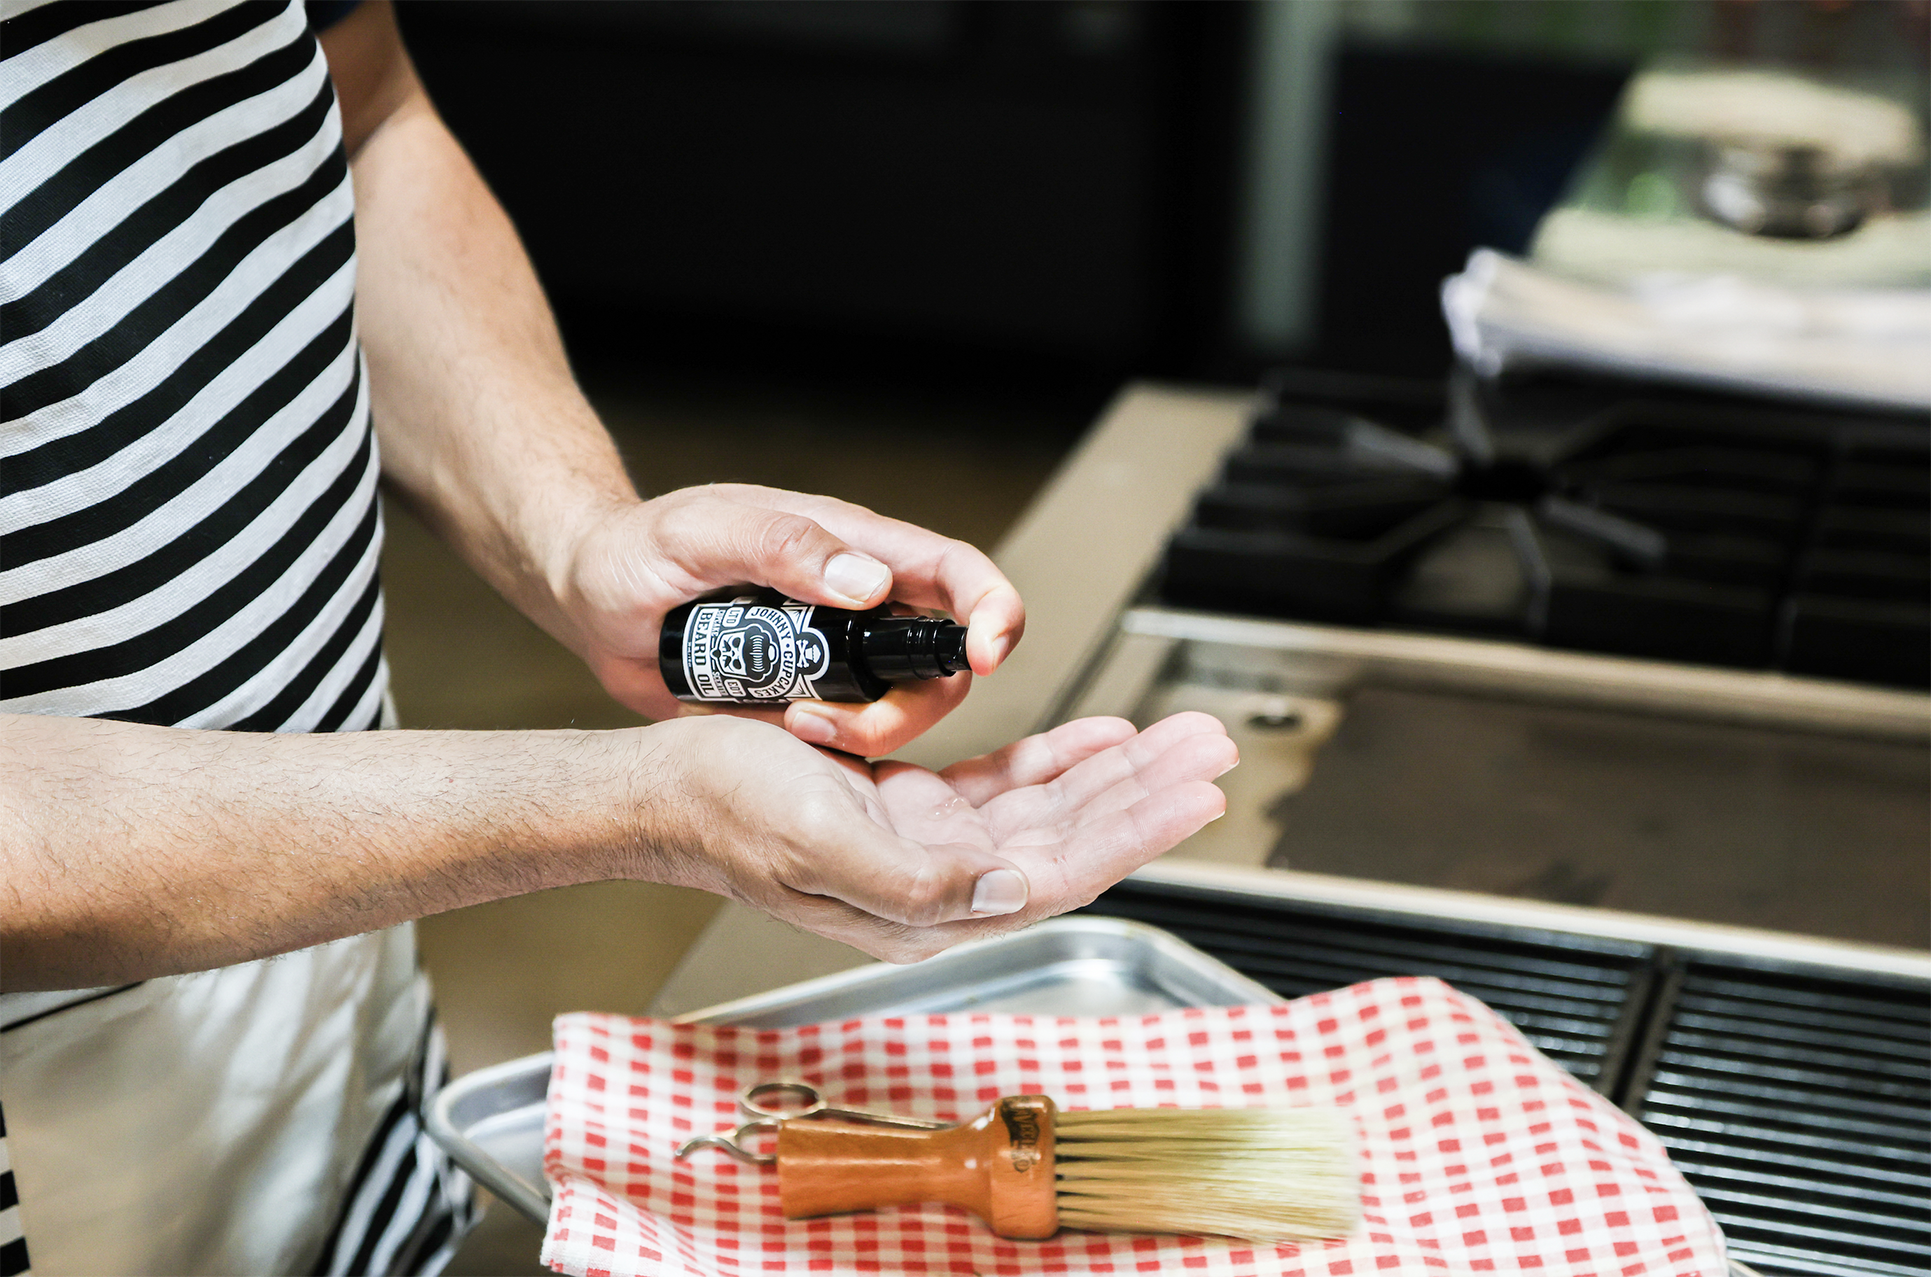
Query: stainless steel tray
[{"left": 425, "top": 915, "right": 1281, "bottom": 1224}]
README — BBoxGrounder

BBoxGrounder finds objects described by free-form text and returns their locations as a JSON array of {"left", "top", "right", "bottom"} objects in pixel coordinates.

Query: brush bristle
[{"left": 1052, "top": 1106, "right": 1359, "bottom": 1243}]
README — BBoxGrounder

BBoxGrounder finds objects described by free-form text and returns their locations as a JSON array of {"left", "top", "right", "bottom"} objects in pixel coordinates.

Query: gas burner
[{"left": 1159, "top": 372, "right": 1931, "bottom": 689}]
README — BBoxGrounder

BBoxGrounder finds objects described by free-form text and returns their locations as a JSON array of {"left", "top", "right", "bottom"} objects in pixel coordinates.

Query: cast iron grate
[
  {"left": 1158, "top": 373, "right": 1931, "bottom": 688},
  {"left": 1622, "top": 959, "right": 1931, "bottom": 1277},
  {"left": 1084, "top": 880, "right": 1652, "bottom": 1092},
  {"left": 1090, "top": 881, "right": 1931, "bottom": 1275}
]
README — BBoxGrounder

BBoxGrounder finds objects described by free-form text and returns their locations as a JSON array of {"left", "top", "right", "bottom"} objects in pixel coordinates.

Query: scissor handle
[
  {"left": 739, "top": 1080, "right": 946, "bottom": 1129},
  {"left": 675, "top": 1116, "right": 781, "bottom": 1166},
  {"left": 676, "top": 1083, "right": 956, "bottom": 1164},
  {"left": 741, "top": 1080, "right": 827, "bottom": 1119}
]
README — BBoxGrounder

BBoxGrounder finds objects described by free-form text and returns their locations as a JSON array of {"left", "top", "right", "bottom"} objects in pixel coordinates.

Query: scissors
[{"left": 674, "top": 1081, "right": 948, "bottom": 1165}]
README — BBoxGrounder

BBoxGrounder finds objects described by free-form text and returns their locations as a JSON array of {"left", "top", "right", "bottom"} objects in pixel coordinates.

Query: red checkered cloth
[{"left": 540, "top": 976, "right": 1725, "bottom": 1277}]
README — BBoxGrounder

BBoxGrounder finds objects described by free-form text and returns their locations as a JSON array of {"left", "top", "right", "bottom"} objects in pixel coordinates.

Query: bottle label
[{"left": 681, "top": 596, "right": 832, "bottom": 702}]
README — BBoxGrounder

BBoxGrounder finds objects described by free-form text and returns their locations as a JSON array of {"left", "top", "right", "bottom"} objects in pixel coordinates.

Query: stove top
[{"left": 1159, "top": 369, "right": 1930, "bottom": 689}]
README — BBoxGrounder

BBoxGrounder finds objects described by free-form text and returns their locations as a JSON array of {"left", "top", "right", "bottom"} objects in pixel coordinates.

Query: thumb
[
  {"left": 786, "top": 821, "right": 1031, "bottom": 927},
  {"left": 663, "top": 502, "right": 893, "bottom": 609}
]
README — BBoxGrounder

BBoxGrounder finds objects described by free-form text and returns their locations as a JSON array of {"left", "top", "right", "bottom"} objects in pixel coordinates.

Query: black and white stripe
[
  {"left": 0, "top": 1106, "right": 25, "bottom": 1277},
  {"left": 1, "top": 0, "right": 385, "bottom": 731},
  {"left": 313, "top": 1020, "right": 479, "bottom": 1277},
  {"left": 1, "top": 2, "right": 471, "bottom": 1271}
]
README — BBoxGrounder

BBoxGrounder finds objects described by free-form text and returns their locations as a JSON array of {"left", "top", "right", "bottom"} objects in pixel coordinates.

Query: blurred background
[
  {"left": 394, "top": 0, "right": 1925, "bottom": 385},
  {"left": 373, "top": 3, "right": 1929, "bottom": 1271}
]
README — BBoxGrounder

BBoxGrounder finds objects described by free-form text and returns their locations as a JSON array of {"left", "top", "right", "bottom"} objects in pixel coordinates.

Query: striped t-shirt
[
  {"left": 1, "top": 0, "right": 385, "bottom": 729},
  {"left": 1, "top": 1, "right": 470, "bottom": 1272}
]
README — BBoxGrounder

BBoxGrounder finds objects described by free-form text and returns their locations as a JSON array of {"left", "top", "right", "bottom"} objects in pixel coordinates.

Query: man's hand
[
  {"left": 633, "top": 711, "right": 1236, "bottom": 962},
  {"left": 553, "top": 484, "right": 1024, "bottom": 758}
]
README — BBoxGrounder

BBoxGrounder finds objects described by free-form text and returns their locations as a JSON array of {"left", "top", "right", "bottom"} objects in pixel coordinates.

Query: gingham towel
[{"left": 541, "top": 976, "right": 1726, "bottom": 1277}]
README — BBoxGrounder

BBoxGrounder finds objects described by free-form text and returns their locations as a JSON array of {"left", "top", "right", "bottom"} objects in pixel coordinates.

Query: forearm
[
  {"left": 0, "top": 714, "right": 650, "bottom": 991},
  {"left": 346, "top": 70, "right": 630, "bottom": 651}
]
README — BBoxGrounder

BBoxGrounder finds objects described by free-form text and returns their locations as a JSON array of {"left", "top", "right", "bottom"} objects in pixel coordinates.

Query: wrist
[
  {"left": 502, "top": 489, "right": 643, "bottom": 657},
  {"left": 601, "top": 718, "right": 714, "bottom": 890},
  {"left": 542, "top": 490, "right": 635, "bottom": 607}
]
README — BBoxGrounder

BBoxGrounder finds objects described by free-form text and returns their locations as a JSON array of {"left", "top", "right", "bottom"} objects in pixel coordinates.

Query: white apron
[{"left": 0, "top": 927, "right": 430, "bottom": 1275}]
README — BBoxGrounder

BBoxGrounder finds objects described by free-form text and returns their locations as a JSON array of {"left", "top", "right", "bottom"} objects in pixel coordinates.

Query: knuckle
[
  {"left": 891, "top": 864, "right": 962, "bottom": 928},
  {"left": 933, "top": 538, "right": 982, "bottom": 583},
  {"left": 759, "top": 513, "right": 825, "bottom": 565}
]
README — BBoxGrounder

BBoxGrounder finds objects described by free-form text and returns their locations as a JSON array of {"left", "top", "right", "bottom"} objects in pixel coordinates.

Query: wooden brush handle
[{"left": 777, "top": 1096, "right": 1058, "bottom": 1239}]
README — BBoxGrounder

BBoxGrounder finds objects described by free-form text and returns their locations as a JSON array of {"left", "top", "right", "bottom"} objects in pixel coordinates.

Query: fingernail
[
  {"left": 988, "top": 633, "right": 1013, "bottom": 669},
  {"left": 824, "top": 553, "right": 890, "bottom": 605},
  {"left": 970, "top": 868, "right": 1029, "bottom": 916},
  {"left": 789, "top": 709, "right": 837, "bottom": 746}
]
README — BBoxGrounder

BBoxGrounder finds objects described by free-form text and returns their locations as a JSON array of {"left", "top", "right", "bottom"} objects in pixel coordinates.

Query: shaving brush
[{"left": 774, "top": 1096, "right": 1358, "bottom": 1243}]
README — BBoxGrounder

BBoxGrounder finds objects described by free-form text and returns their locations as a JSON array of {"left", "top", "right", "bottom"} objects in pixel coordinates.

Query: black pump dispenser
[
  {"left": 856, "top": 615, "right": 970, "bottom": 682},
  {"left": 660, "top": 590, "right": 969, "bottom": 705}
]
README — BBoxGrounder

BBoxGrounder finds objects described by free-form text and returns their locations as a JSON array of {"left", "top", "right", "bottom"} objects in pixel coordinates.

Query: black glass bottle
[{"left": 659, "top": 589, "right": 970, "bottom": 705}]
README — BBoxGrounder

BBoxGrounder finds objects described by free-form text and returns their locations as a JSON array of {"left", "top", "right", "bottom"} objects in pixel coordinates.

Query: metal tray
[{"left": 425, "top": 915, "right": 1281, "bottom": 1224}]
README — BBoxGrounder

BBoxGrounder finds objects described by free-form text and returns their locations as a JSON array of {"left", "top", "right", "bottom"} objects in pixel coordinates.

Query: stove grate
[
  {"left": 1158, "top": 374, "right": 1931, "bottom": 688},
  {"left": 1085, "top": 881, "right": 1651, "bottom": 1091},
  {"left": 1087, "top": 882, "right": 1931, "bottom": 1275},
  {"left": 1623, "top": 959, "right": 1931, "bottom": 1277}
]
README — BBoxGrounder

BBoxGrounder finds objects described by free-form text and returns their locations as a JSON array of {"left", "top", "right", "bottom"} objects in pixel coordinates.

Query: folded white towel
[{"left": 1442, "top": 248, "right": 1931, "bottom": 410}]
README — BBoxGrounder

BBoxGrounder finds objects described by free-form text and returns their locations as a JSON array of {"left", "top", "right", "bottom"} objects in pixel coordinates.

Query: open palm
[{"left": 660, "top": 712, "right": 1235, "bottom": 962}]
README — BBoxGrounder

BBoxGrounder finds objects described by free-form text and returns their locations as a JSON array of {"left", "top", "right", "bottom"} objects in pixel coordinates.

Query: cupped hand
[
  {"left": 631, "top": 711, "right": 1237, "bottom": 962},
  {"left": 555, "top": 485, "right": 1024, "bottom": 757}
]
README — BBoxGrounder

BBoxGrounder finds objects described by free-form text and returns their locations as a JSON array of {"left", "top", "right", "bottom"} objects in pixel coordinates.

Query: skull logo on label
[{"left": 686, "top": 603, "right": 812, "bottom": 701}]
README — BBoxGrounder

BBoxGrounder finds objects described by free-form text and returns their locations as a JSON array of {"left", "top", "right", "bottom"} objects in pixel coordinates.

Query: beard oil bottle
[{"left": 659, "top": 589, "right": 970, "bottom": 705}]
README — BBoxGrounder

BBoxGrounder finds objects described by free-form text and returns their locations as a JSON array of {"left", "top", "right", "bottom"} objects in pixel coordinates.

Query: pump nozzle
[{"left": 860, "top": 617, "right": 971, "bottom": 682}]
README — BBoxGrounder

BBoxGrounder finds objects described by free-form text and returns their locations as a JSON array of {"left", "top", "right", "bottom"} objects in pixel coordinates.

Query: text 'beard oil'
[{"left": 660, "top": 589, "right": 969, "bottom": 705}]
